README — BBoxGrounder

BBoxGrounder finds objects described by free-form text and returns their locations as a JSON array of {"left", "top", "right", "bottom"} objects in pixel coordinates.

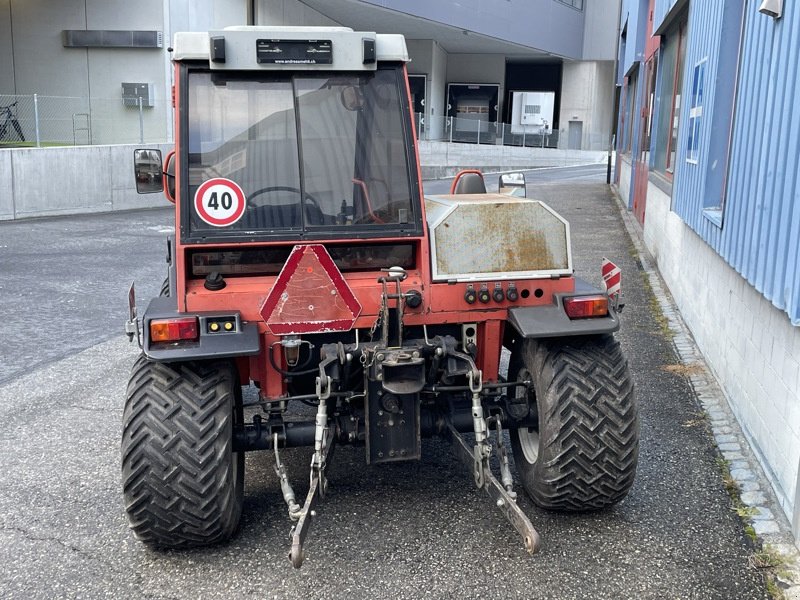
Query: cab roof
[{"left": 172, "top": 26, "right": 409, "bottom": 70}]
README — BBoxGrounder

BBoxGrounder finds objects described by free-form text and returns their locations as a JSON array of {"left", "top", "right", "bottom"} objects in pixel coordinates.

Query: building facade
[
  {"left": 0, "top": 0, "right": 619, "bottom": 150},
  {"left": 615, "top": 0, "right": 800, "bottom": 546}
]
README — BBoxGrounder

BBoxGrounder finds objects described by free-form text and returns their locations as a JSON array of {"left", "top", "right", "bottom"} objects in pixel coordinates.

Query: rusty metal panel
[{"left": 425, "top": 193, "right": 572, "bottom": 282}]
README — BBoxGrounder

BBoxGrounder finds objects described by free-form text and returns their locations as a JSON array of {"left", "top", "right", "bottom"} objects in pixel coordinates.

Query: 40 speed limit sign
[{"left": 194, "top": 178, "right": 247, "bottom": 227}]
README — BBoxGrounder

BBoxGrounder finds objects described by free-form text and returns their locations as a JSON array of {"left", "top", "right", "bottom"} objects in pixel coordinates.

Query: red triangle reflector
[{"left": 260, "top": 245, "right": 362, "bottom": 335}]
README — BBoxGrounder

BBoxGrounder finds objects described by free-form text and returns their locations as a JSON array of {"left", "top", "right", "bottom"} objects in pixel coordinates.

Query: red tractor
[{"left": 126, "top": 26, "right": 637, "bottom": 567}]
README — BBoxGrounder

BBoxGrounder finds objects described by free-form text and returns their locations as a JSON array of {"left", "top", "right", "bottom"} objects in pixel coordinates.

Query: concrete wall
[
  {"left": 431, "top": 41, "right": 447, "bottom": 126},
  {"left": 407, "top": 39, "right": 433, "bottom": 76},
  {"left": 406, "top": 39, "right": 449, "bottom": 139},
  {"left": 0, "top": 142, "right": 605, "bottom": 220},
  {"left": 641, "top": 179, "right": 800, "bottom": 546},
  {"left": 583, "top": 0, "right": 620, "bottom": 60},
  {"left": 0, "top": 0, "right": 249, "bottom": 144},
  {"left": 5, "top": 0, "right": 92, "bottom": 97},
  {"left": 406, "top": 39, "right": 434, "bottom": 118},
  {"left": 256, "top": 0, "right": 341, "bottom": 27},
  {"left": 0, "top": 0, "right": 13, "bottom": 94},
  {"left": 0, "top": 0, "right": 172, "bottom": 144},
  {"left": 170, "top": 0, "right": 245, "bottom": 33},
  {"left": 446, "top": 53, "right": 506, "bottom": 89},
  {"left": 559, "top": 60, "right": 615, "bottom": 151},
  {"left": 618, "top": 155, "right": 632, "bottom": 205},
  {"left": 0, "top": 144, "right": 172, "bottom": 220}
]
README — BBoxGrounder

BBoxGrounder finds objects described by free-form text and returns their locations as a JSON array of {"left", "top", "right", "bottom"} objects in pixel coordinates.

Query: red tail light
[
  {"left": 150, "top": 317, "right": 199, "bottom": 342},
  {"left": 563, "top": 295, "right": 609, "bottom": 319}
]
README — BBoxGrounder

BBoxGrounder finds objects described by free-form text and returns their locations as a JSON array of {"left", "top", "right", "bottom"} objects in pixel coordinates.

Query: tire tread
[
  {"left": 511, "top": 335, "right": 638, "bottom": 511},
  {"left": 121, "top": 356, "right": 243, "bottom": 548}
]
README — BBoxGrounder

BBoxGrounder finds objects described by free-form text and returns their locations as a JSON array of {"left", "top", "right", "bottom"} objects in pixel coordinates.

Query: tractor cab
[{"left": 137, "top": 28, "right": 420, "bottom": 240}]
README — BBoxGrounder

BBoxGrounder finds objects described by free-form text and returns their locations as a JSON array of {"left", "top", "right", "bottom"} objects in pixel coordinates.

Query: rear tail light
[
  {"left": 149, "top": 317, "right": 199, "bottom": 342},
  {"left": 563, "top": 295, "right": 609, "bottom": 319}
]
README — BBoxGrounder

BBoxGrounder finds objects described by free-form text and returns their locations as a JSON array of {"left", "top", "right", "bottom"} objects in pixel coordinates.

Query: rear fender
[
  {"left": 506, "top": 277, "right": 619, "bottom": 341},
  {"left": 141, "top": 296, "right": 261, "bottom": 362}
]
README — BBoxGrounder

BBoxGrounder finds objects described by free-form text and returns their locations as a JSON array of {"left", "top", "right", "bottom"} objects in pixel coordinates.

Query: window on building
[
  {"left": 686, "top": 58, "right": 706, "bottom": 164},
  {"left": 652, "top": 16, "right": 688, "bottom": 177},
  {"left": 639, "top": 54, "right": 658, "bottom": 164},
  {"left": 622, "top": 68, "right": 638, "bottom": 154}
]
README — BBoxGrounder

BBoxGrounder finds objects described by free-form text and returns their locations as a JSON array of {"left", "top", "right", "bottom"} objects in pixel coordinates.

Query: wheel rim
[{"left": 518, "top": 427, "right": 540, "bottom": 464}]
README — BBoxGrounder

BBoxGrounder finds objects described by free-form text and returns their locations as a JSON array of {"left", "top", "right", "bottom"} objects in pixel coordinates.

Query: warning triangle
[{"left": 260, "top": 244, "right": 362, "bottom": 335}]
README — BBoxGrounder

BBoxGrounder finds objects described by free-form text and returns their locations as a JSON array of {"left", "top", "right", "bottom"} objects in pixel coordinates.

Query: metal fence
[
  {"left": 414, "top": 113, "right": 611, "bottom": 151},
  {"left": 0, "top": 95, "right": 608, "bottom": 151},
  {"left": 0, "top": 94, "right": 172, "bottom": 147},
  {"left": 415, "top": 114, "right": 558, "bottom": 148}
]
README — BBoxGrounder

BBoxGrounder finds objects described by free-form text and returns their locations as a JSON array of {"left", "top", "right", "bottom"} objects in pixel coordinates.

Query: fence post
[
  {"left": 138, "top": 97, "right": 144, "bottom": 144},
  {"left": 33, "top": 94, "right": 41, "bottom": 147}
]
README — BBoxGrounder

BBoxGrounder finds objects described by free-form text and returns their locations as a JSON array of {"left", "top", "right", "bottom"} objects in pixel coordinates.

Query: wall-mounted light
[{"left": 758, "top": 0, "right": 783, "bottom": 18}]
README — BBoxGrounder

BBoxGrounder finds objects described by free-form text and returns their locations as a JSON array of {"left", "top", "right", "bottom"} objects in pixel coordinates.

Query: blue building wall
[
  {"left": 618, "top": 0, "right": 649, "bottom": 77},
  {"left": 663, "top": 2, "right": 799, "bottom": 325},
  {"left": 670, "top": 0, "right": 730, "bottom": 248},
  {"left": 643, "top": 1, "right": 800, "bottom": 325},
  {"left": 615, "top": 0, "right": 650, "bottom": 208},
  {"left": 720, "top": 2, "right": 800, "bottom": 325},
  {"left": 653, "top": 0, "right": 679, "bottom": 26}
]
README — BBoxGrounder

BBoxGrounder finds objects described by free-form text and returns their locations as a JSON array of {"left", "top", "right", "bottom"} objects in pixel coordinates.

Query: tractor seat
[{"left": 451, "top": 171, "right": 487, "bottom": 194}]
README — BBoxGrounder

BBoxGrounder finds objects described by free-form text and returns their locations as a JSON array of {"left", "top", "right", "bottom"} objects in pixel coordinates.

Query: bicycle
[{"left": 0, "top": 101, "right": 25, "bottom": 142}]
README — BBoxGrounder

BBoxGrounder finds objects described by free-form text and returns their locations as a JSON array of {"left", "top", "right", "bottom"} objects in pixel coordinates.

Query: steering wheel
[
  {"left": 249, "top": 186, "right": 323, "bottom": 212},
  {"left": 247, "top": 186, "right": 330, "bottom": 226}
]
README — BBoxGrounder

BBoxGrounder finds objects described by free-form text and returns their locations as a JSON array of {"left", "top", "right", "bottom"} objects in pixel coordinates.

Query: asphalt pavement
[{"left": 0, "top": 165, "right": 770, "bottom": 599}]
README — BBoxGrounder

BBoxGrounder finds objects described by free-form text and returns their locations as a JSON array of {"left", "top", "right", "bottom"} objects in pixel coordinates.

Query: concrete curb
[{"left": 612, "top": 190, "right": 800, "bottom": 598}]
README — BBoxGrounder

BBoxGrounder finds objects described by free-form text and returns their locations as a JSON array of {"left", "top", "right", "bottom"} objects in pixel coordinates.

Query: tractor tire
[
  {"left": 509, "top": 335, "right": 638, "bottom": 511},
  {"left": 159, "top": 277, "right": 169, "bottom": 297},
  {"left": 121, "top": 356, "right": 244, "bottom": 548}
]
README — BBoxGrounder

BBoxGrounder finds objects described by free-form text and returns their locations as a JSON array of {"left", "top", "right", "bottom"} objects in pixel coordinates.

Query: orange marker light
[
  {"left": 150, "top": 317, "right": 199, "bottom": 342},
  {"left": 563, "top": 295, "right": 609, "bottom": 319}
]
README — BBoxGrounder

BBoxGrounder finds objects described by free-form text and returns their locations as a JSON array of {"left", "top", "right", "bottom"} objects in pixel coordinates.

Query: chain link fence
[{"left": 0, "top": 94, "right": 172, "bottom": 147}]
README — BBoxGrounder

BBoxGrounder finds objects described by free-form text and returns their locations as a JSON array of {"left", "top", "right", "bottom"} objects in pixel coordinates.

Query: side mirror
[
  {"left": 340, "top": 85, "right": 364, "bottom": 111},
  {"left": 134, "top": 149, "right": 163, "bottom": 194},
  {"left": 499, "top": 172, "right": 526, "bottom": 197},
  {"left": 163, "top": 150, "right": 176, "bottom": 203}
]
